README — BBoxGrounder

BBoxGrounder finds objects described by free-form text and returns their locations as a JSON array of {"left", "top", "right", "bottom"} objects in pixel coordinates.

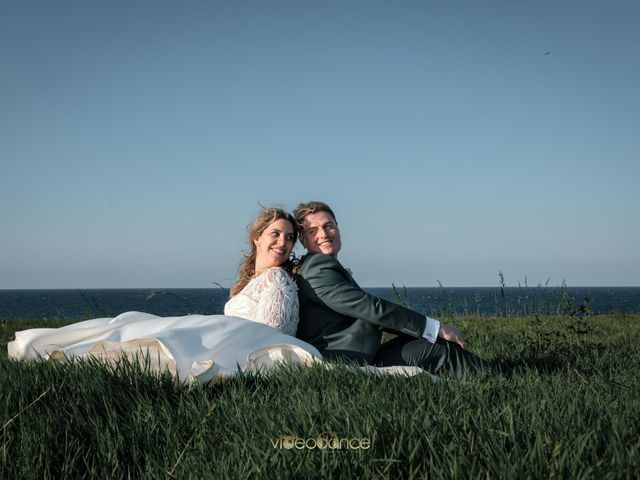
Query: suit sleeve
[{"left": 300, "top": 254, "right": 426, "bottom": 337}]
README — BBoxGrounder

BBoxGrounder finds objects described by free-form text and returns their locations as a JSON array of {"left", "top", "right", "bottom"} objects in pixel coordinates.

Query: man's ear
[
  {"left": 299, "top": 235, "right": 308, "bottom": 249},
  {"left": 253, "top": 237, "right": 258, "bottom": 247}
]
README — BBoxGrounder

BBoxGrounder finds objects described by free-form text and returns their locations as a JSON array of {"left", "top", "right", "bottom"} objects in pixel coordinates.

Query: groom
[{"left": 293, "top": 201, "right": 498, "bottom": 376}]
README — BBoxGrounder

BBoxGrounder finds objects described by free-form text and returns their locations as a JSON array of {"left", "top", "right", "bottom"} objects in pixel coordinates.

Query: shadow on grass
[{"left": 499, "top": 354, "right": 569, "bottom": 375}]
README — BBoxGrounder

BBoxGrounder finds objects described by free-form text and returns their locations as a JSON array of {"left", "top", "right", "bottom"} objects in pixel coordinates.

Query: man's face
[{"left": 299, "top": 211, "right": 342, "bottom": 257}]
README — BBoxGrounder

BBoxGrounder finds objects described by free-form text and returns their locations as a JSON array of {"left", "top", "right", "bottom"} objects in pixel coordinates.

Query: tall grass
[
  {"left": 393, "top": 273, "right": 596, "bottom": 319},
  {"left": 2, "top": 314, "right": 639, "bottom": 478}
]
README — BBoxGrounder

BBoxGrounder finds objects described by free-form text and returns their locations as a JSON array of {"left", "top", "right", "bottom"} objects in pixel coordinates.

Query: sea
[{"left": 1, "top": 286, "right": 639, "bottom": 321}]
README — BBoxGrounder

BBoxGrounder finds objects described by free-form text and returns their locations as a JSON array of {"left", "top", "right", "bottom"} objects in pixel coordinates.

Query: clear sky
[{"left": 1, "top": 0, "right": 638, "bottom": 288}]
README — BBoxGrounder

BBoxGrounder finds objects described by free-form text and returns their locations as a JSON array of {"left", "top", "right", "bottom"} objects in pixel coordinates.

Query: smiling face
[
  {"left": 253, "top": 218, "right": 296, "bottom": 273},
  {"left": 299, "top": 211, "right": 342, "bottom": 257}
]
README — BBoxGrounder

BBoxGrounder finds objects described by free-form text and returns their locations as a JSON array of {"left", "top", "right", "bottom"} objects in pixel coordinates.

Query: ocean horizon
[{"left": 2, "top": 286, "right": 639, "bottom": 321}]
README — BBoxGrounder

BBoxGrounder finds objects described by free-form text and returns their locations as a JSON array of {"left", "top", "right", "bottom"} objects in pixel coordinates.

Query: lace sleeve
[{"left": 255, "top": 268, "right": 299, "bottom": 336}]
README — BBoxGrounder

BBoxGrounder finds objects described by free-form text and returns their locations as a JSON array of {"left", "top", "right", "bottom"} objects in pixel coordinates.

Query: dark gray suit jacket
[{"left": 296, "top": 253, "right": 426, "bottom": 364}]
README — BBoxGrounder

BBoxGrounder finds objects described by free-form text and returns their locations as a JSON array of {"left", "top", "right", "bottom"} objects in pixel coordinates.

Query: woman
[
  {"left": 8, "top": 208, "right": 321, "bottom": 384},
  {"left": 224, "top": 208, "right": 299, "bottom": 336}
]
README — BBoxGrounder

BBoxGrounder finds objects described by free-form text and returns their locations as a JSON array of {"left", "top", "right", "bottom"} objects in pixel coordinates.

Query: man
[{"left": 293, "top": 201, "right": 498, "bottom": 376}]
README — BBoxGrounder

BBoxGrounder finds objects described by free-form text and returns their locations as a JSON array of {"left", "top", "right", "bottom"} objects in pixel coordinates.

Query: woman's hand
[{"left": 438, "top": 324, "right": 465, "bottom": 349}]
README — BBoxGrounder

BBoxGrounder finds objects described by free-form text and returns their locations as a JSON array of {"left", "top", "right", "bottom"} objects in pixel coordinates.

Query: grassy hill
[{"left": 2, "top": 314, "right": 639, "bottom": 478}]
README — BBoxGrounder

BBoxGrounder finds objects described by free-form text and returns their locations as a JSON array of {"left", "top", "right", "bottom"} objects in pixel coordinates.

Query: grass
[
  {"left": 393, "top": 273, "right": 598, "bottom": 319},
  {"left": 1, "top": 314, "right": 639, "bottom": 478}
]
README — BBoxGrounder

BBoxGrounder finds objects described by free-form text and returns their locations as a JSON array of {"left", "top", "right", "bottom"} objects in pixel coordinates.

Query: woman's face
[{"left": 253, "top": 218, "right": 296, "bottom": 269}]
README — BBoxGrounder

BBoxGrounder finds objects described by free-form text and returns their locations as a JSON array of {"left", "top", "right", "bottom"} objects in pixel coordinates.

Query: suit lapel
[
  {"left": 301, "top": 254, "right": 360, "bottom": 287},
  {"left": 342, "top": 265, "right": 360, "bottom": 287}
]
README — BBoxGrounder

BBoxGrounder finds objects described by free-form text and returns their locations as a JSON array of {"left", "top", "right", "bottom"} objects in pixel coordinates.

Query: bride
[{"left": 8, "top": 208, "right": 322, "bottom": 384}]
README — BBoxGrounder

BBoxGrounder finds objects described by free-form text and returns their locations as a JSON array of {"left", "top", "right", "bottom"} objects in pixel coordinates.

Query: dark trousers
[{"left": 372, "top": 334, "right": 499, "bottom": 376}]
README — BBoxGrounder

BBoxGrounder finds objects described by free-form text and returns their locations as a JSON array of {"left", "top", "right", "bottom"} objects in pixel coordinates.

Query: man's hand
[{"left": 438, "top": 323, "right": 465, "bottom": 349}]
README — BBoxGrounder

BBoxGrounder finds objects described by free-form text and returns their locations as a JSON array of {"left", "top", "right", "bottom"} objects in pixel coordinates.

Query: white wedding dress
[
  {"left": 8, "top": 268, "right": 321, "bottom": 384},
  {"left": 223, "top": 267, "right": 299, "bottom": 336},
  {"left": 8, "top": 267, "right": 430, "bottom": 383}
]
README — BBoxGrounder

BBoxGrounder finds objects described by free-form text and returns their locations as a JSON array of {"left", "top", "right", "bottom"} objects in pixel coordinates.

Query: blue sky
[{"left": 1, "top": 0, "right": 638, "bottom": 288}]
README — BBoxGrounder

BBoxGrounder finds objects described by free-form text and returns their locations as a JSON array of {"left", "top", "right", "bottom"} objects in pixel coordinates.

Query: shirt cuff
[{"left": 421, "top": 316, "right": 440, "bottom": 343}]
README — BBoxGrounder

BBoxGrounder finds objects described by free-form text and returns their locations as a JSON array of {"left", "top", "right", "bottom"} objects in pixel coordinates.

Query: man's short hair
[{"left": 293, "top": 201, "right": 337, "bottom": 233}]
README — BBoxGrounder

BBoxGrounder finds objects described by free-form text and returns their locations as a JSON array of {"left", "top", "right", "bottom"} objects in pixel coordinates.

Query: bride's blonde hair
[{"left": 230, "top": 208, "right": 298, "bottom": 297}]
